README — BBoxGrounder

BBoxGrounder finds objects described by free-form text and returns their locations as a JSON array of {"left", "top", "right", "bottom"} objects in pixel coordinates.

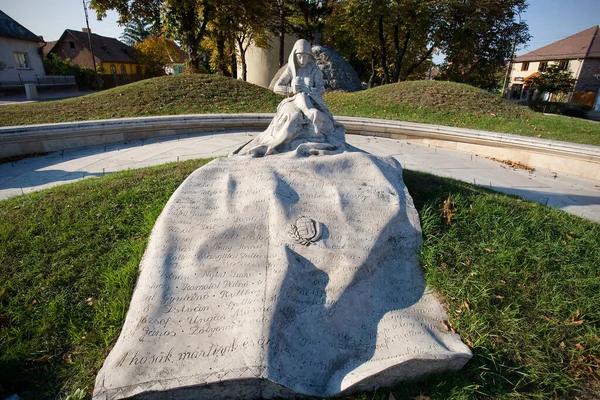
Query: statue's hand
[{"left": 292, "top": 77, "right": 309, "bottom": 94}]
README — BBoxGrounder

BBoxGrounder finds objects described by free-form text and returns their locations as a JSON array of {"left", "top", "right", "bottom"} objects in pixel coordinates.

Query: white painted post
[{"left": 24, "top": 84, "right": 38, "bottom": 100}]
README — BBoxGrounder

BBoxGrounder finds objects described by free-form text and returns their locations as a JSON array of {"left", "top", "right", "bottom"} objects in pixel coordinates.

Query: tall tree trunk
[
  {"left": 400, "top": 46, "right": 435, "bottom": 81},
  {"left": 368, "top": 51, "right": 377, "bottom": 88},
  {"left": 217, "top": 35, "right": 228, "bottom": 76},
  {"left": 231, "top": 51, "right": 237, "bottom": 79},
  {"left": 279, "top": 0, "right": 286, "bottom": 67},
  {"left": 237, "top": 38, "right": 248, "bottom": 81},
  {"left": 392, "top": 27, "right": 410, "bottom": 83},
  {"left": 182, "top": 0, "right": 212, "bottom": 73},
  {"left": 378, "top": 15, "right": 389, "bottom": 85},
  {"left": 186, "top": 34, "right": 200, "bottom": 72}
]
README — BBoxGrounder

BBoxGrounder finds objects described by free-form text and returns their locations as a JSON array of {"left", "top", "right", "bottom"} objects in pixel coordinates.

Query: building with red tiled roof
[
  {"left": 45, "top": 29, "right": 145, "bottom": 77},
  {"left": 507, "top": 25, "right": 600, "bottom": 109}
]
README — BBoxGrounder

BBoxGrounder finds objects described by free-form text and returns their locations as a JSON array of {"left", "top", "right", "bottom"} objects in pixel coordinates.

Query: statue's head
[{"left": 291, "top": 39, "right": 314, "bottom": 69}]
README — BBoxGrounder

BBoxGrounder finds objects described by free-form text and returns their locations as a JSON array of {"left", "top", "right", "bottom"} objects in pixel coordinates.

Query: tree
[
  {"left": 439, "top": 0, "right": 530, "bottom": 90},
  {"left": 133, "top": 36, "right": 183, "bottom": 75},
  {"left": 120, "top": 16, "right": 153, "bottom": 45},
  {"left": 530, "top": 64, "right": 576, "bottom": 101},
  {"left": 290, "top": 0, "right": 332, "bottom": 45},
  {"left": 90, "top": 0, "right": 214, "bottom": 71},
  {"left": 326, "top": 0, "right": 441, "bottom": 86},
  {"left": 231, "top": 0, "right": 271, "bottom": 81}
]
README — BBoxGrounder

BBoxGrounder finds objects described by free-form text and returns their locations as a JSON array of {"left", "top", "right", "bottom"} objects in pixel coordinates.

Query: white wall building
[
  {"left": 507, "top": 25, "right": 600, "bottom": 108},
  {"left": 0, "top": 9, "right": 45, "bottom": 87}
]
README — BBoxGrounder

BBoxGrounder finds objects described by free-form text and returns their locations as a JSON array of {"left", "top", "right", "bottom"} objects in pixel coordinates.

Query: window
[
  {"left": 69, "top": 41, "right": 75, "bottom": 49},
  {"left": 539, "top": 61, "right": 548, "bottom": 72},
  {"left": 110, "top": 64, "right": 117, "bottom": 75},
  {"left": 136, "top": 65, "right": 142, "bottom": 75},
  {"left": 13, "top": 52, "right": 29, "bottom": 69},
  {"left": 120, "top": 65, "right": 127, "bottom": 76},
  {"left": 521, "top": 62, "right": 529, "bottom": 71},
  {"left": 558, "top": 60, "right": 569, "bottom": 70}
]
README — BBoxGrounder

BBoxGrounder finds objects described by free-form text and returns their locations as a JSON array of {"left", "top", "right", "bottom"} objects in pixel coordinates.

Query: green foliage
[
  {"left": 439, "top": 0, "right": 530, "bottom": 90},
  {"left": 119, "top": 16, "right": 154, "bottom": 46},
  {"left": 530, "top": 65, "right": 577, "bottom": 97},
  {"left": 43, "top": 55, "right": 97, "bottom": 90},
  {"left": 529, "top": 101, "right": 592, "bottom": 118},
  {"left": 133, "top": 36, "right": 182, "bottom": 75}
]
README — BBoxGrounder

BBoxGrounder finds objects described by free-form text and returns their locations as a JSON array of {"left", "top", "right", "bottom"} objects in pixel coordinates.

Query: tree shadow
[{"left": 267, "top": 159, "right": 426, "bottom": 396}]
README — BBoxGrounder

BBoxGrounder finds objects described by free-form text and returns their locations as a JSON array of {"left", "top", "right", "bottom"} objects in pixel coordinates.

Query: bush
[
  {"left": 43, "top": 55, "right": 98, "bottom": 90},
  {"left": 528, "top": 101, "right": 592, "bottom": 119}
]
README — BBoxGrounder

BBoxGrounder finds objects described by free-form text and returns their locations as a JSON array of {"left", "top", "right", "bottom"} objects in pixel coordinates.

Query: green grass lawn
[
  {"left": 0, "top": 75, "right": 598, "bottom": 146},
  {"left": 1, "top": 159, "right": 599, "bottom": 399}
]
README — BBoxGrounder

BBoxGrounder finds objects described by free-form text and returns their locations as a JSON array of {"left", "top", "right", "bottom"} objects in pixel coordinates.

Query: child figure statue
[{"left": 236, "top": 39, "right": 346, "bottom": 157}]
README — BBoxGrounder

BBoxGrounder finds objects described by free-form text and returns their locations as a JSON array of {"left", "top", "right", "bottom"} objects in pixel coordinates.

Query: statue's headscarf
[{"left": 288, "top": 39, "right": 314, "bottom": 79}]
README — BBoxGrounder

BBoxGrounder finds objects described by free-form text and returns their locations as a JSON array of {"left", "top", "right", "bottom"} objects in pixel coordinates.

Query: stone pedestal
[
  {"left": 24, "top": 84, "right": 38, "bottom": 100},
  {"left": 93, "top": 152, "right": 471, "bottom": 400}
]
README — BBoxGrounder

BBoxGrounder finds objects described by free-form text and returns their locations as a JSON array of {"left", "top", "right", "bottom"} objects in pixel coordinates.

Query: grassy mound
[
  {"left": 1, "top": 160, "right": 599, "bottom": 399},
  {"left": 325, "top": 81, "right": 600, "bottom": 146},
  {"left": 0, "top": 75, "right": 281, "bottom": 126},
  {"left": 330, "top": 80, "right": 525, "bottom": 118},
  {"left": 0, "top": 76, "right": 598, "bottom": 146}
]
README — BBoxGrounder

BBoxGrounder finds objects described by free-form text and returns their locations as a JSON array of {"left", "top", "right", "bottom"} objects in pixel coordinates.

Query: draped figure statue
[{"left": 235, "top": 39, "right": 346, "bottom": 157}]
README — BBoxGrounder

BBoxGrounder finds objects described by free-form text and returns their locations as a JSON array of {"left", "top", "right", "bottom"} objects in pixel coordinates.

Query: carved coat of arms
[{"left": 289, "top": 216, "right": 322, "bottom": 245}]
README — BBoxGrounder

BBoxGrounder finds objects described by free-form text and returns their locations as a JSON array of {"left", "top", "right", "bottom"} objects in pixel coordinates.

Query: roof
[
  {"left": 65, "top": 29, "right": 137, "bottom": 63},
  {"left": 516, "top": 25, "right": 600, "bottom": 62},
  {"left": 0, "top": 9, "right": 42, "bottom": 42},
  {"left": 42, "top": 41, "right": 57, "bottom": 57},
  {"left": 168, "top": 40, "right": 189, "bottom": 64}
]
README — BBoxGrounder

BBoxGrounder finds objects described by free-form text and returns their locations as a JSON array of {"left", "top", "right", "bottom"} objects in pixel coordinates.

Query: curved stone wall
[{"left": 1, "top": 115, "right": 599, "bottom": 180}]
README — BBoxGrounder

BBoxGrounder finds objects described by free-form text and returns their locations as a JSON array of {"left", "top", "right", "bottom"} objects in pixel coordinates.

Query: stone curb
[{"left": 1, "top": 114, "right": 599, "bottom": 180}]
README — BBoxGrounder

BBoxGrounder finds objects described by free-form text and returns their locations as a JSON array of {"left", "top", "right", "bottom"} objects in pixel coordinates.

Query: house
[
  {"left": 44, "top": 29, "right": 146, "bottom": 87},
  {"left": 507, "top": 25, "right": 600, "bottom": 109},
  {"left": 163, "top": 40, "right": 188, "bottom": 76},
  {"left": 0, "top": 9, "right": 46, "bottom": 88}
]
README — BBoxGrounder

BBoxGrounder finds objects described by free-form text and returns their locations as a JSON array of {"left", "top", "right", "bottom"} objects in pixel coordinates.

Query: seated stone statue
[{"left": 235, "top": 39, "right": 346, "bottom": 157}]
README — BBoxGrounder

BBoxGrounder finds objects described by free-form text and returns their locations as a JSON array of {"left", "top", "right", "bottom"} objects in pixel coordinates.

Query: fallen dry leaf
[
  {"left": 86, "top": 297, "right": 96, "bottom": 306},
  {"left": 441, "top": 320, "right": 450, "bottom": 332},
  {"left": 484, "top": 248, "right": 494, "bottom": 253},
  {"left": 496, "top": 295, "right": 505, "bottom": 301},
  {"left": 464, "top": 300, "right": 471, "bottom": 312},
  {"left": 565, "top": 310, "right": 584, "bottom": 325},
  {"left": 33, "top": 354, "right": 49, "bottom": 363},
  {"left": 542, "top": 315, "right": 559, "bottom": 326},
  {"left": 575, "top": 343, "right": 585, "bottom": 351},
  {"left": 63, "top": 353, "right": 73, "bottom": 364},
  {"left": 485, "top": 156, "right": 535, "bottom": 173},
  {"left": 560, "top": 341, "right": 566, "bottom": 350},
  {"left": 0, "top": 288, "right": 6, "bottom": 296},
  {"left": 442, "top": 196, "right": 457, "bottom": 225}
]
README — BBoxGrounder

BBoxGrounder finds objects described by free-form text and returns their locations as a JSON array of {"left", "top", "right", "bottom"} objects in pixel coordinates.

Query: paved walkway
[
  {"left": 1, "top": 130, "right": 599, "bottom": 223},
  {"left": 0, "top": 90, "right": 94, "bottom": 105}
]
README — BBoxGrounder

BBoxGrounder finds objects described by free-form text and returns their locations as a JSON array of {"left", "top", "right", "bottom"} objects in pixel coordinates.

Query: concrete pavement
[{"left": 1, "top": 130, "right": 599, "bottom": 223}]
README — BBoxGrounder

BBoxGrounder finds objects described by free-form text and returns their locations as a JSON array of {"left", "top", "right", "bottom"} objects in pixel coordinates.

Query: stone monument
[
  {"left": 269, "top": 44, "right": 362, "bottom": 93},
  {"left": 93, "top": 39, "right": 471, "bottom": 400}
]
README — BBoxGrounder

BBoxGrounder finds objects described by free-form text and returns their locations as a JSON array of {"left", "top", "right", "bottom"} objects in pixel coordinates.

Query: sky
[{"left": 1, "top": 0, "right": 599, "bottom": 59}]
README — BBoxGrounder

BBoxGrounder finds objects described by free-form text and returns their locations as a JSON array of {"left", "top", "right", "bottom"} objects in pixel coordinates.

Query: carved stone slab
[{"left": 93, "top": 152, "right": 471, "bottom": 399}]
